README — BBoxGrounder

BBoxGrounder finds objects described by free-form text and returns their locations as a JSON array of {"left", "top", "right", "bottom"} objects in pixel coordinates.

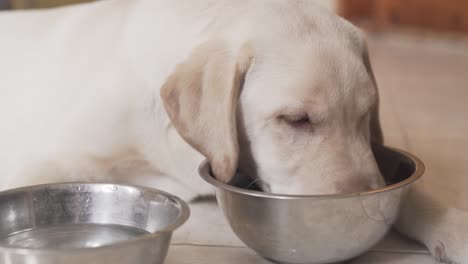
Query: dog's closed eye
[{"left": 278, "top": 114, "right": 314, "bottom": 130}]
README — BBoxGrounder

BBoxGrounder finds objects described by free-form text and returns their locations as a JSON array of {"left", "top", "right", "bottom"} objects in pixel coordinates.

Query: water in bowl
[{"left": 0, "top": 223, "right": 149, "bottom": 249}]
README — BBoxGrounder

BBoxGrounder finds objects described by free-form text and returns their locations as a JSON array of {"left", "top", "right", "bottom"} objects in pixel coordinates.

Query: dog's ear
[
  {"left": 362, "top": 42, "right": 384, "bottom": 145},
  {"left": 161, "top": 41, "right": 253, "bottom": 183}
]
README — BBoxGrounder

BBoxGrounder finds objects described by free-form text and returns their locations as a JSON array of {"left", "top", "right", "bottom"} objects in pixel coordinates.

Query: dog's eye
[{"left": 278, "top": 114, "right": 313, "bottom": 130}]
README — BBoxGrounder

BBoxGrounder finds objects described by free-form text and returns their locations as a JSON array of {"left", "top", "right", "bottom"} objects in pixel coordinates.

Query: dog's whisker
[{"left": 246, "top": 178, "right": 265, "bottom": 190}]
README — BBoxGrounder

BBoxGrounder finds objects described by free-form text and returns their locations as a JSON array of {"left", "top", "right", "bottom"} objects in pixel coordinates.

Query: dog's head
[{"left": 161, "top": 10, "right": 385, "bottom": 195}]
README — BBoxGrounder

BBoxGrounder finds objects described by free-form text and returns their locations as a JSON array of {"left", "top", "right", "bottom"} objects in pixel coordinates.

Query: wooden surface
[
  {"left": 9, "top": 0, "right": 92, "bottom": 9},
  {"left": 338, "top": 0, "right": 374, "bottom": 20},
  {"left": 375, "top": 0, "right": 468, "bottom": 33},
  {"left": 339, "top": 0, "right": 468, "bottom": 33}
]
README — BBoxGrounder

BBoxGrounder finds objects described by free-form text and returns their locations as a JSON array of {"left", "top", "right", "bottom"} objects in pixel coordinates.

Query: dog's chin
[
  {"left": 227, "top": 172, "right": 266, "bottom": 192},
  {"left": 257, "top": 182, "right": 383, "bottom": 196},
  {"left": 231, "top": 171, "right": 385, "bottom": 195}
]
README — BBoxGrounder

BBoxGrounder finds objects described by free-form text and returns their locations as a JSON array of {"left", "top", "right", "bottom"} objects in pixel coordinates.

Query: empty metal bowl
[
  {"left": 0, "top": 183, "right": 189, "bottom": 264},
  {"left": 199, "top": 145, "right": 424, "bottom": 264}
]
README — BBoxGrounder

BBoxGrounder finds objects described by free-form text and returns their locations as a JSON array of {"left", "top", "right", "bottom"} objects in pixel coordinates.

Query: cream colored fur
[{"left": 0, "top": 0, "right": 465, "bottom": 262}]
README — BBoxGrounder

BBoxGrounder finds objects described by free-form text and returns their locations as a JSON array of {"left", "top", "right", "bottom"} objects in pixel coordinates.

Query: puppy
[{"left": 0, "top": 0, "right": 465, "bottom": 263}]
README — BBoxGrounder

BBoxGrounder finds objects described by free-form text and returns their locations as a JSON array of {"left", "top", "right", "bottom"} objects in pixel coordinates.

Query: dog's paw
[
  {"left": 427, "top": 239, "right": 467, "bottom": 264},
  {"left": 424, "top": 208, "right": 468, "bottom": 264}
]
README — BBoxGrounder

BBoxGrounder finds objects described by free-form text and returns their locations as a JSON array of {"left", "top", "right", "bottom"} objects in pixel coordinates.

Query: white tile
[
  {"left": 166, "top": 245, "right": 435, "bottom": 264},
  {"left": 351, "top": 252, "right": 437, "bottom": 264},
  {"left": 172, "top": 201, "right": 429, "bottom": 252},
  {"left": 172, "top": 200, "right": 244, "bottom": 247},
  {"left": 368, "top": 33, "right": 468, "bottom": 210},
  {"left": 165, "top": 245, "right": 271, "bottom": 264},
  {"left": 373, "top": 231, "right": 428, "bottom": 254}
]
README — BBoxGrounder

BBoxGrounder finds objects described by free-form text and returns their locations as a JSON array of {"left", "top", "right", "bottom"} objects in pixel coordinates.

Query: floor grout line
[
  {"left": 171, "top": 243, "right": 247, "bottom": 249},
  {"left": 370, "top": 249, "right": 431, "bottom": 255},
  {"left": 171, "top": 243, "right": 432, "bottom": 255}
]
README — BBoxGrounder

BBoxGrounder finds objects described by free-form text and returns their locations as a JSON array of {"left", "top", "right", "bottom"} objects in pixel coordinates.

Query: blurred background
[
  {"left": 0, "top": 0, "right": 91, "bottom": 9},
  {"left": 1, "top": 0, "right": 468, "bottom": 34}
]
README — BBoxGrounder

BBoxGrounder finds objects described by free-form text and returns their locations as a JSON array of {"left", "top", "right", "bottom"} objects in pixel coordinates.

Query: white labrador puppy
[{"left": 0, "top": 0, "right": 465, "bottom": 263}]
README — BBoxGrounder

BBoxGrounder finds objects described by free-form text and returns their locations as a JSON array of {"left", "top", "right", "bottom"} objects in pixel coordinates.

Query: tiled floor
[
  {"left": 168, "top": 201, "right": 435, "bottom": 264},
  {"left": 369, "top": 33, "right": 468, "bottom": 210},
  {"left": 166, "top": 33, "right": 468, "bottom": 263}
]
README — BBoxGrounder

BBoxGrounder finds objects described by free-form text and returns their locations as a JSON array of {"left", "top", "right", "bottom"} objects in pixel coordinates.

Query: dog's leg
[{"left": 396, "top": 183, "right": 468, "bottom": 264}]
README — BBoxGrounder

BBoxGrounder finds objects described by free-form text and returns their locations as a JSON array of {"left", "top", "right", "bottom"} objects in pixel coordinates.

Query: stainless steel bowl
[
  {"left": 199, "top": 145, "right": 424, "bottom": 264},
  {"left": 0, "top": 183, "right": 190, "bottom": 264}
]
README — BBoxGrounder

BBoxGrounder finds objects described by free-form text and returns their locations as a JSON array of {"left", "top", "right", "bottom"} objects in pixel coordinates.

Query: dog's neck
[
  {"left": 109, "top": 0, "right": 247, "bottom": 198},
  {"left": 119, "top": 0, "right": 215, "bottom": 182}
]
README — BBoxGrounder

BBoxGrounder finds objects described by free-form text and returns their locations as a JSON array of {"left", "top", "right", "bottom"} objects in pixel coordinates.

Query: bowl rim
[
  {"left": 0, "top": 182, "right": 190, "bottom": 255},
  {"left": 199, "top": 145, "right": 425, "bottom": 200}
]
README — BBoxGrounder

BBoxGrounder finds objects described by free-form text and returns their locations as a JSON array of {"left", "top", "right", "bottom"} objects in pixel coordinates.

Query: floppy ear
[
  {"left": 362, "top": 42, "right": 384, "bottom": 145},
  {"left": 160, "top": 41, "right": 253, "bottom": 183}
]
